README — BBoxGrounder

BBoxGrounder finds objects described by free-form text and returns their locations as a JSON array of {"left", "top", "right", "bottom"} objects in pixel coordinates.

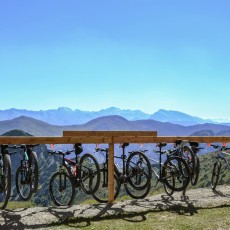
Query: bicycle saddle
[
  {"left": 121, "top": 143, "right": 129, "bottom": 148},
  {"left": 156, "top": 142, "right": 167, "bottom": 148},
  {"left": 74, "top": 143, "right": 83, "bottom": 155}
]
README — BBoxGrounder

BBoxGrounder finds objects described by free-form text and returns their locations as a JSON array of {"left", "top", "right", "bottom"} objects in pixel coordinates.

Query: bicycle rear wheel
[
  {"left": 93, "top": 169, "right": 120, "bottom": 203},
  {"left": 29, "top": 151, "right": 39, "bottom": 193},
  {"left": 49, "top": 171, "right": 75, "bottom": 206},
  {"left": 182, "top": 146, "right": 196, "bottom": 185},
  {"left": 163, "top": 178, "right": 174, "bottom": 196},
  {"left": 126, "top": 151, "right": 152, "bottom": 190},
  {"left": 162, "top": 156, "right": 190, "bottom": 192},
  {"left": 0, "top": 154, "right": 11, "bottom": 210},
  {"left": 191, "top": 154, "right": 200, "bottom": 186},
  {"left": 80, "top": 153, "right": 100, "bottom": 195},
  {"left": 211, "top": 161, "right": 221, "bottom": 191}
]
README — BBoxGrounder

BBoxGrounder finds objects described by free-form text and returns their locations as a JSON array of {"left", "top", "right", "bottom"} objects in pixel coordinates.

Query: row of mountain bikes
[
  {"left": 45, "top": 140, "right": 201, "bottom": 206},
  {"left": 0, "top": 140, "right": 229, "bottom": 209}
]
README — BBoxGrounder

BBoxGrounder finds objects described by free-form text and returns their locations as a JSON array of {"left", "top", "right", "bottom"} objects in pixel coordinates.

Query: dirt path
[{"left": 0, "top": 185, "right": 230, "bottom": 230}]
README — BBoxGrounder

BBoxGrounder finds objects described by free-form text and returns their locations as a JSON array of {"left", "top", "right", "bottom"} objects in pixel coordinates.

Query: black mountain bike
[
  {"left": 210, "top": 144, "right": 230, "bottom": 191},
  {"left": 48, "top": 143, "right": 100, "bottom": 206},
  {"left": 93, "top": 143, "right": 152, "bottom": 203},
  {"left": 0, "top": 145, "right": 12, "bottom": 209},
  {"left": 148, "top": 142, "right": 190, "bottom": 196},
  {"left": 14, "top": 144, "right": 39, "bottom": 201}
]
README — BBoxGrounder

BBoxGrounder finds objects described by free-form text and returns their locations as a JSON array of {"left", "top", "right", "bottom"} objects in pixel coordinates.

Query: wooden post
[{"left": 108, "top": 142, "right": 115, "bottom": 204}]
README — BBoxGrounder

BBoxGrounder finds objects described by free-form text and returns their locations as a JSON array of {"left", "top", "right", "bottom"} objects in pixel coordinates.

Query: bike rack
[{"left": 1, "top": 131, "right": 230, "bottom": 204}]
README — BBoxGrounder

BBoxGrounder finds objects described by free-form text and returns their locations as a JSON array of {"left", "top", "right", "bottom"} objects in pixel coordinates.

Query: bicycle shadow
[
  {"left": 0, "top": 192, "right": 229, "bottom": 229},
  {"left": 212, "top": 189, "right": 230, "bottom": 197}
]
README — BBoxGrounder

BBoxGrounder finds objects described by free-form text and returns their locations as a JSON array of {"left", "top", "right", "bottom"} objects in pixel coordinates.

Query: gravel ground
[{"left": 0, "top": 185, "right": 230, "bottom": 230}]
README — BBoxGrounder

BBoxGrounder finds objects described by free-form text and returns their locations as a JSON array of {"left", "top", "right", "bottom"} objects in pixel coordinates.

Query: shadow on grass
[{"left": 0, "top": 196, "right": 230, "bottom": 229}]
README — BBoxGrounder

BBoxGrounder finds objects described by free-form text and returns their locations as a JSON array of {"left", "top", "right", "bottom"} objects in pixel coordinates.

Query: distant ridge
[{"left": 0, "top": 107, "right": 215, "bottom": 126}]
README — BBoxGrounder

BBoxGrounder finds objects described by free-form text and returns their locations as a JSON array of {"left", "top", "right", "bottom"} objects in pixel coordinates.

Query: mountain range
[
  {"left": 1, "top": 115, "right": 230, "bottom": 137},
  {"left": 0, "top": 107, "right": 217, "bottom": 126}
]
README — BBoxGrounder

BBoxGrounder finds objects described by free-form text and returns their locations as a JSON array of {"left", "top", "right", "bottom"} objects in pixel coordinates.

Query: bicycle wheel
[
  {"left": 80, "top": 153, "right": 100, "bottom": 195},
  {"left": 29, "top": 151, "right": 39, "bottom": 193},
  {"left": 49, "top": 171, "right": 75, "bottom": 206},
  {"left": 93, "top": 169, "right": 121, "bottom": 203},
  {"left": 162, "top": 156, "right": 190, "bottom": 192},
  {"left": 182, "top": 146, "right": 196, "bottom": 184},
  {"left": 16, "top": 166, "right": 33, "bottom": 201},
  {"left": 191, "top": 154, "right": 200, "bottom": 186},
  {"left": 124, "top": 181, "right": 151, "bottom": 199},
  {"left": 126, "top": 151, "right": 152, "bottom": 190},
  {"left": 211, "top": 161, "right": 221, "bottom": 191},
  {"left": 0, "top": 154, "right": 12, "bottom": 210}
]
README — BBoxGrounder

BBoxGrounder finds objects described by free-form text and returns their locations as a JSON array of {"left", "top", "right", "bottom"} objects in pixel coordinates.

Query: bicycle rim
[
  {"left": 162, "top": 156, "right": 190, "bottom": 191},
  {"left": 126, "top": 151, "right": 152, "bottom": 190}
]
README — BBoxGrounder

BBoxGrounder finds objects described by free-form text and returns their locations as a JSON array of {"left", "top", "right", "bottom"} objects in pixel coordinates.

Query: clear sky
[{"left": 0, "top": 0, "right": 230, "bottom": 119}]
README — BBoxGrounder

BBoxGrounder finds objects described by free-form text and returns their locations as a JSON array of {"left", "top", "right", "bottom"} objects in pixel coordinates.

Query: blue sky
[{"left": 0, "top": 0, "right": 230, "bottom": 119}]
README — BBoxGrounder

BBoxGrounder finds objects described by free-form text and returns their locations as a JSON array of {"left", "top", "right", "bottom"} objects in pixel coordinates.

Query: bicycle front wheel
[
  {"left": 126, "top": 151, "right": 152, "bottom": 190},
  {"left": 162, "top": 156, "right": 190, "bottom": 192},
  {"left": 124, "top": 181, "right": 151, "bottom": 199},
  {"left": 93, "top": 169, "right": 120, "bottom": 203},
  {"left": 80, "top": 153, "right": 100, "bottom": 195},
  {"left": 0, "top": 154, "right": 12, "bottom": 210},
  {"left": 49, "top": 171, "right": 75, "bottom": 206},
  {"left": 211, "top": 161, "right": 221, "bottom": 191}
]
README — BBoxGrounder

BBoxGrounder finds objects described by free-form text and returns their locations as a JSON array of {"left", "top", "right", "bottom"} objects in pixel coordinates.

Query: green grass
[
  {"left": 45, "top": 205, "right": 230, "bottom": 230},
  {"left": 5, "top": 201, "right": 35, "bottom": 209}
]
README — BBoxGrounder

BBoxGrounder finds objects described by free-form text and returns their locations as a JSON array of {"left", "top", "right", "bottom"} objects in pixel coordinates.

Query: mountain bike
[
  {"left": 48, "top": 143, "right": 101, "bottom": 206},
  {"left": 0, "top": 145, "right": 12, "bottom": 209},
  {"left": 92, "top": 143, "right": 152, "bottom": 203},
  {"left": 13, "top": 144, "right": 39, "bottom": 201},
  {"left": 148, "top": 142, "right": 190, "bottom": 196},
  {"left": 210, "top": 144, "right": 230, "bottom": 191}
]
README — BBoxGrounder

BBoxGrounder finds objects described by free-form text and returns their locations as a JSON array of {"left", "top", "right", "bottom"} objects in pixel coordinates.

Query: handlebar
[
  {"left": 48, "top": 149, "right": 74, "bottom": 156},
  {"left": 210, "top": 144, "right": 230, "bottom": 151},
  {"left": 95, "top": 148, "right": 109, "bottom": 152}
]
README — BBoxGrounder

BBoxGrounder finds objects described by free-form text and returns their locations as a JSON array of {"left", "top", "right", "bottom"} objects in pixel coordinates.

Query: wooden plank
[
  {"left": 108, "top": 143, "right": 115, "bottom": 204},
  {"left": 0, "top": 136, "right": 113, "bottom": 144},
  {"left": 63, "top": 131, "right": 157, "bottom": 137},
  {"left": 155, "top": 136, "right": 230, "bottom": 143}
]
